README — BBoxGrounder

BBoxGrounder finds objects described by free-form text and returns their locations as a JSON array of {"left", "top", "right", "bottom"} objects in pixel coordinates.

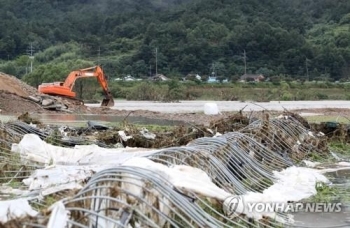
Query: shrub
[
  {"left": 315, "top": 93, "right": 329, "bottom": 100},
  {"left": 282, "top": 92, "right": 293, "bottom": 101},
  {"left": 126, "top": 82, "right": 168, "bottom": 100}
]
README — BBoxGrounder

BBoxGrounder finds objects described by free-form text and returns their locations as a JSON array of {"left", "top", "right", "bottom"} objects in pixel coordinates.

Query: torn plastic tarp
[
  {"left": 47, "top": 201, "right": 69, "bottom": 228},
  {"left": 122, "top": 157, "right": 232, "bottom": 201},
  {"left": 0, "top": 198, "right": 38, "bottom": 224},
  {"left": 11, "top": 134, "right": 158, "bottom": 166},
  {"left": 223, "top": 166, "right": 329, "bottom": 223},
  {"left": 22, "top": 165, "right": 96, "bottom": 193},
  {"left": 22, "top": 156, "right": 233, "bottom": 200},
  {"left": 139, "top": 128, "right": 156, "bottom": 139},
  {"left": 118, "top": 130, "right": 132, "bottom": 141},
  {"left": 21, "top": 156, "right": 233, "bottom": 205},
  {"left": 23, "top": 158, "right": 331, "bottom": 225},
  {"left": 0, "top": 186, "right": 30, "bottom": 198}
]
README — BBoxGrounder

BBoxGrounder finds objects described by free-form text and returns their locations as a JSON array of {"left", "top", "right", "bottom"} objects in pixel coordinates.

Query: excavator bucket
[{"left": 101, "top": 94, "right": 115, "bottom": 107}]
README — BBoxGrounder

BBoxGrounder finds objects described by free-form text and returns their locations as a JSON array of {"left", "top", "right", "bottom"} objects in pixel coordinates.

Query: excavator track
[
  {"left": 60, "top": 96, "right": 85, "bottom": 106},
  {"left": 41, "top": 94, "right": 84, "bottom": 107}
]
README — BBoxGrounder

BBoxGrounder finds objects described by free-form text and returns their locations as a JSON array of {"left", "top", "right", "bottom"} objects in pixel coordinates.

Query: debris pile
[
  {"left": 209, "top": 111, "right": 250, "bottom": 133},
  {"left": 310, "top": 121, "right": 350, "bottom": 143},
  {"left": 28, "top": 94, "right": 86, "bottom": 112},
  {"left": 240, "top": 112, "right": 329, "bottom": 162},
  {"left": 0, "top": 111, "right": 333, "bottom": 227}
]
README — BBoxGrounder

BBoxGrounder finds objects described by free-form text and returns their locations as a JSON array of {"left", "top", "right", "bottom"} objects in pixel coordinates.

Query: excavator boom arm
[{"left": 39, "top": 66, "right": 114, "bottom": 107}]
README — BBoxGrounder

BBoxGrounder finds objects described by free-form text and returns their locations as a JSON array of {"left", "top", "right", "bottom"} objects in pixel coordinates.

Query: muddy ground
[{"left": 84, "top": 107, "right": 350, "bottom": 126}]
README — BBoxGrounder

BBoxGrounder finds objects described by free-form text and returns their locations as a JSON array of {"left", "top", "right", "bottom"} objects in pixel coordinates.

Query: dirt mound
[
  {"left": 0, "top": 91, "right": 43, "bottom": 114},
  {"left": 0, "top": 72, "right": 89, "bottom": 114},
  {"left": 0, "top": 72, "right": 39, "bottom": 97}
]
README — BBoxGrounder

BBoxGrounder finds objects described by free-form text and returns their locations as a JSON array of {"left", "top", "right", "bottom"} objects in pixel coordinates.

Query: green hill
[{"left": 0, "top": 0, "right": 349, "bottom": 82}]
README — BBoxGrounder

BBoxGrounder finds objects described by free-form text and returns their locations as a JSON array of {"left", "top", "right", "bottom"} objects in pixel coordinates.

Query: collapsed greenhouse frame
[{"left": 0, "top": 112, "right": 334, "bottom": 227}]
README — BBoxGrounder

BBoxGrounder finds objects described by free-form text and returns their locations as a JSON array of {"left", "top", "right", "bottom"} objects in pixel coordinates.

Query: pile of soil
[
  {"left": 0, "top": 72, "right": 88, "bottom": 114},
  {"left": 0, "top": 91, "right": 43, "bottom": 114},
  {"left": 0, "top": 72, "right": 43, "bottom": 114},
  {"left": 0, "top": 72, "right": 39, "bottom": 97}
]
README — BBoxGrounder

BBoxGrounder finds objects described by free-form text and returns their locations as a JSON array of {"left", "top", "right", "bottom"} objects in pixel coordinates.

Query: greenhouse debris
[{"left": 0, "top": 198, "right": 38, "bottom": 224}]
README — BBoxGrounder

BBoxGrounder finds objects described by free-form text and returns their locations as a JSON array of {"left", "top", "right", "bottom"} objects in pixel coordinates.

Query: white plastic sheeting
[
  {"left": 10, "top": 134, "right": 158, "bottom": 197},
  {"left": 302, "top": 160, "right": 321, "bottom": 168},
  {"left": 223, "top": 166, "right": 330, "bottom": 223},
  {"left": 4, "top": 128, "right": 337, "bottom": 226},
  {"left": 204, "top": 102, "right": 220, "bottom": 115},
  {"left": 0, "top": 199, "right": 38, "bottom": 224},
  {"left": 47, "top": 201, "right": 69, "bottom": 228},
  {"left": 22, "top": 165, "right": 97, "bottom": 194},
  {"left": 122, "top": 157, "right": 232, "bottom": 201},
  {"left": 34, "top": 157, "right": 330, "bottom": 225},
  {"left": 22, "top": 157, "right": 233, "bottom": 201},
  {"left": 11, "top": 134, "right": 158, "bottom": 166}
]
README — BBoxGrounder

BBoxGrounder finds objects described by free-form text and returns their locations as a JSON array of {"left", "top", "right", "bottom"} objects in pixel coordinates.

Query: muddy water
[
  {"left": 292, "top": 209, "right": 350, "bottom": 227},
  {"left": 86, "top": 100, "right": 350, "bottom": 113},
  {"left": 32, "top": 113, "right": 185, "bottom": 126},
  {"left": 292, "top": 169, "right": 350, "bottom": 227}
]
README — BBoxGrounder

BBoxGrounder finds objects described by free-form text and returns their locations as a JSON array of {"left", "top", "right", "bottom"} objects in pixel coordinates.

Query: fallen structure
[{"left": 0, "top": 112, "right": 338, "bottom": 227}]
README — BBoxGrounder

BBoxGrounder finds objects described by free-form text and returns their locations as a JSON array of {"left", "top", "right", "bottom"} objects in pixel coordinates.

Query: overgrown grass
[
  {"left": 305, "top": 115, "right": 350, "bottom": 124},
  {"left": 329, "top": 141, "right": 350, "bottom": 156},
  {"left": 304, "top": 182, "right": 339, "bottom": 203},
  {"left": 130, "top": 123, "right": 175, "bottom": 132},
  {"left": 304, "top": 181, "right": 350, "bottom": 204},
  {"left": 106, "top": 80, "right": 350, "bottom": 102},
  {"left": 304, "top": 140, "right": 350, "bottom": 205}
]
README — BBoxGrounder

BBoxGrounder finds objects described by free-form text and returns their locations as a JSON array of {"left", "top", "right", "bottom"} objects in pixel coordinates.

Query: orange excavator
[{"left": 38, "top": 65, "right": 114, "bottom": 107}]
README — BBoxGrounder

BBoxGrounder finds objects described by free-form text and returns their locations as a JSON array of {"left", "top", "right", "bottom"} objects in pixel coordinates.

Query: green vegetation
[
  {"left": 304, "top": 180, "right": 350, "bottom": 205},
  {"left": 130, "top": 124, "right": 174, "bottom": 132},
  {"left": 304, "top": 182, "right": 340, "bottom": 203},
  {"left": 0, "top": 0, "right": 349, "bottom": 100},
  {"left": 305, "top": 116, "right": 350, "bottom": 124},
  {"left": 329, "top": 141, "right": 350, "bottom": 156},
  {"left": 304, "top": 141, "right": 350, "bottom": 204},
  {"left": 107, "top": 80, "right": 350, "bottom": 102}
]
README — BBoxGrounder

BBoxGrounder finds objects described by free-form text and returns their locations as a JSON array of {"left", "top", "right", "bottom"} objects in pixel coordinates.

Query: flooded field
[
  {"left": 32, "top": 113, "right": 185, "bottom": 126},
  {"left": 293, "top": 209, "right": 350, "bottom": 227},
  {"left": 86, "top": 100, "right": 350, "bottom": 113}
]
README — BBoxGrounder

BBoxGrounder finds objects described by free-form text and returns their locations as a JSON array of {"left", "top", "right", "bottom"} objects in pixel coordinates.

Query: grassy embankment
[{"left": 83, "top": 80, "right": 350, "bottom": 102}]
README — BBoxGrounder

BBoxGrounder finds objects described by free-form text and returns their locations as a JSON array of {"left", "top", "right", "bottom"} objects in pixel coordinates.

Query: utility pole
[
  {"left": 155, "top": 48, "right": 158, "bottom": 76},
  {"left": 98, "top": 46, "right": 101, "bottom": 65},
  {"left": 305, "top": 58, "right": 309, "bottom": 81},
  {"left": 27, "top": 43, "right": 35, "bottom": 73},
  {"left": 243, "top": 50, "right": 247, "bottom": 75}
]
